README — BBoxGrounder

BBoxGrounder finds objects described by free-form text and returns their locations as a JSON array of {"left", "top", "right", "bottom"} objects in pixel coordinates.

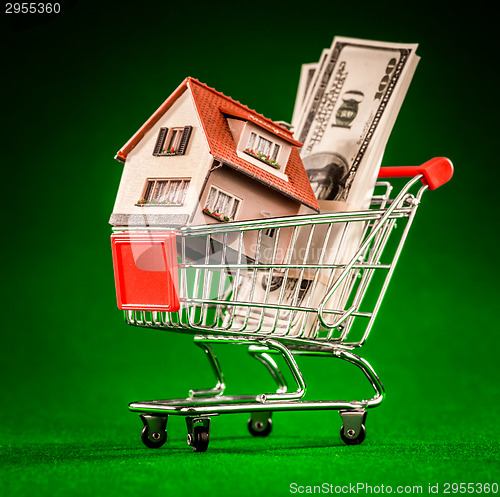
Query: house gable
[
  {"left": 115, "top": 79, "right": 190, "bottom": 163},
  {"left": 110, "top": 89, "right": 213, "bottom": 226}
]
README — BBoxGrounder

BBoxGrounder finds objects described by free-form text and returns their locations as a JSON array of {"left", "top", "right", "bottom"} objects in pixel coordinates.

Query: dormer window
[
  {"left": 153, "top": 126, "right": 192, "bottom": 156},
  {"left": 244, "top": 131, "right": 281, "bottom": 169}
]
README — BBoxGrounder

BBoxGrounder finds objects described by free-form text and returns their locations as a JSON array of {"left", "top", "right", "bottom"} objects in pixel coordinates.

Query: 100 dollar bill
[{"left": 295, "top": 37, "right": 419, "bottom": 208}]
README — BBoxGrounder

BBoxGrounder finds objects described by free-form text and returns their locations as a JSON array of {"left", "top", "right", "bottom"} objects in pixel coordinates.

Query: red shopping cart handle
[{"left": 378, "top": 157, "right": 453, "bottom": 190}]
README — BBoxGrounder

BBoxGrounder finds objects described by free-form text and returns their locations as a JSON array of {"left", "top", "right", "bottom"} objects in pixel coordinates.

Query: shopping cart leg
[
  {"left": 247, "top": 345, "right": 287, "bottom": 394},
  {"left": 191, "top": 336, "right": 306, "bottom": 403},
  {"left": 139, "top": 414, "right": 168, "bottom": 449},
  {"left": 186, "top": 416, "right": 211, "bottom": 452},
  {"left": 189, "top": 341, "right": 226, "bottom": 398},
  {"left": 245, "top": 345, "right": 284, "bottom": 438},
  {"left": 339, "top": 410, "right": 367, "bottom": 445}
]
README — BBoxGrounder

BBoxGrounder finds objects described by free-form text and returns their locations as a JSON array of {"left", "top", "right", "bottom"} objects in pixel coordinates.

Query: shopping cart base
[
  {"left": 130, "top": 335, "right": 384, "bottom": 452},
  {"left": 131, "top": 399, "right": 372, "bottom": 451}
]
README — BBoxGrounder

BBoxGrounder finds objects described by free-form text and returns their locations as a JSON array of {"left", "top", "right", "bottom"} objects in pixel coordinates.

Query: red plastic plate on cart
[{"left": 111, "top": 232, "right": 179, "bottom": 312}]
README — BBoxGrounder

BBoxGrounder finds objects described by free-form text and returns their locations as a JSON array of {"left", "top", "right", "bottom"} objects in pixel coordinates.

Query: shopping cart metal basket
[{"left": 111, "top": 157, "right": 453, "bottom": 452}]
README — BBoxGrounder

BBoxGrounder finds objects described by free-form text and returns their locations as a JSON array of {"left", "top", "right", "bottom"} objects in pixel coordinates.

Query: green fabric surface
[{"left": 2, "top": 439, "right": 498, "bottom": 497}]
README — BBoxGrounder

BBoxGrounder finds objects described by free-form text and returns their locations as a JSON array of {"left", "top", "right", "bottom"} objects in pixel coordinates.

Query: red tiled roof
[{"left": 116, "top": 77, "right": 319, "bottom": 211}]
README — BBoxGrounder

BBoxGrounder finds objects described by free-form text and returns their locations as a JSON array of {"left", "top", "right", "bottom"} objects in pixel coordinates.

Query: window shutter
[
  {"left": 153, "top": 127, "right": 168, "bottom": 156},
  {"left": 177, "top": 126, "right": 193, "bottom": 155}
]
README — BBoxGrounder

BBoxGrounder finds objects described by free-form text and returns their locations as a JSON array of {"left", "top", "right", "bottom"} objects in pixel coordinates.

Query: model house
[
  {"left": 111, "top": 77, "right": 318, "bottom": 221},
  {"left": 110, "top": 78, "right": 319, "bottom": 263}
]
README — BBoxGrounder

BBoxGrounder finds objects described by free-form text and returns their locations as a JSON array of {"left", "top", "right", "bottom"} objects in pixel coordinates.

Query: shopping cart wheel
[
  {"left": 186, "top": 417, "right": 211, "bottom": 453},
  {"left": 248, "top": 412, "right": 272, "bottom": 437},
  {"left": 340, "top": 424, "right": 366, "bottom": 445},
  {"left": 190, "top": 426, "right": 210, "bottom": 452},
  {"left": 141, "top": 425, "right": 167, "bottom": 449},
  {"left": 339, "top": 410, "right": 367, "bottom": 445},
  {"left": 139, "top": 414, "right": 168, "bottom": 449}
]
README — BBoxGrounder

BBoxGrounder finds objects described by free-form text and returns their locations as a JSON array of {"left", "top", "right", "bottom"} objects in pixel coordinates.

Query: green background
[{"left": 1, "top": 0, "right": 498, "bottom": 495}]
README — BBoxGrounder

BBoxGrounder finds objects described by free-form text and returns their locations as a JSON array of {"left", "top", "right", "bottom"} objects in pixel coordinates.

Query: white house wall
[{"left": 110, "top": 90, "right": 212, "bottom": 226}]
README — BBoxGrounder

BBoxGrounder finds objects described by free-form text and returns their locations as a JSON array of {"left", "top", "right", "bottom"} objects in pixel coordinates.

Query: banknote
[
  {"left": 225, "top": 37, "right": 419, "bottom": 339},
  {"left": 294, "top": 36, "right": 419, "bottom": 209},
  {"left": 291, "top": 62, "right": 318, "bottom": 129},
  {"left": 291, "top": 49, "right": 330, "bottom": 129}
]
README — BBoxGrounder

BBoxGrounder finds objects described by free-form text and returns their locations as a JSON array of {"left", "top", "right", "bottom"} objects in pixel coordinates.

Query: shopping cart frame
[{"left": 112, "top": 157, "right": 453, "bottom": 451}]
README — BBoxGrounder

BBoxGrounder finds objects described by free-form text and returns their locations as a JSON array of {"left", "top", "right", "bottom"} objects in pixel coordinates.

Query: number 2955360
[
  {"left": 444, "top": 482, "right": 498, "bottom": 494},
  {"left": 5, "top": 3, "right": 61, "bottom": 14}
]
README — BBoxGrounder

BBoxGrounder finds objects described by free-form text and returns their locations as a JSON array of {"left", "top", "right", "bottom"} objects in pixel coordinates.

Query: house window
[
  {"left": 245, "top": 131, "right": 281, "bottom": 169},
  {"left": 138, "top": 179, "right": 190, "bottom": 205},
  {"left": 153, "top": 126, "right": 192, "bottom": 156},
  {"left": 203, "top": 186, "right": 241, "bottom": 222}
]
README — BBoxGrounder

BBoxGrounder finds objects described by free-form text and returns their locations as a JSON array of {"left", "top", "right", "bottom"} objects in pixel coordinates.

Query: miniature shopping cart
[{"left": 111, "top": 157, "right": 453, "bottom": 452}]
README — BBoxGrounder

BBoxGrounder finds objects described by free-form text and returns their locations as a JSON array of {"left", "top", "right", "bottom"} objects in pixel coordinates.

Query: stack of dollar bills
[
  {"left": 223, "top": 36, "right": 419, "bottom": 338},
  {"left": 292, "top": 36, "right": 419, "bottom": 210}
]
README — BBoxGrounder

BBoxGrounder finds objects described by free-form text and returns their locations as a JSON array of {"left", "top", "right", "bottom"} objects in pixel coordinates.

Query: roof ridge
[{"left": 186, "top": 77, "right": 295, "bottom": 138}]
